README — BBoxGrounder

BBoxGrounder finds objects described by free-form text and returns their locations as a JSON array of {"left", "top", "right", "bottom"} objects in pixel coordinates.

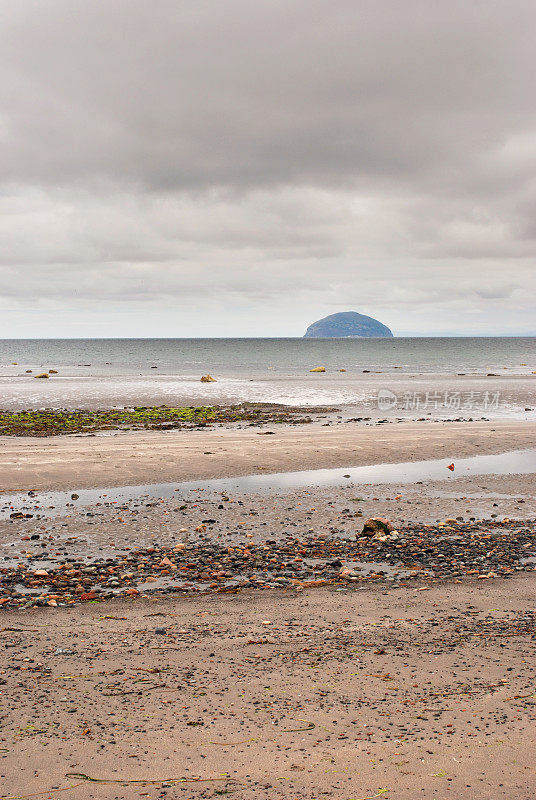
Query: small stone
[{"left": 339, "top": 567, "right": 358, "bottom": 580}]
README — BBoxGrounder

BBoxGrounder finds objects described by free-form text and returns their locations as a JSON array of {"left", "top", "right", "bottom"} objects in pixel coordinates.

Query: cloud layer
[{"left": 1, "top": 0, "right": 535, "bottom": 335}]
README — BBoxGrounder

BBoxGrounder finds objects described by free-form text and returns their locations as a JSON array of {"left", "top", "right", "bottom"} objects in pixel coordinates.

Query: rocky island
[{"left": 304, "top": 310, "right": 394, "bottom": 338}]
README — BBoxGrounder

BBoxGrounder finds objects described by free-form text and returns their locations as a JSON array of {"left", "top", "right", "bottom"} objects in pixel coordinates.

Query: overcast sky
[{"left": 1, "top": 0, "right": 535, "bottom": 337}]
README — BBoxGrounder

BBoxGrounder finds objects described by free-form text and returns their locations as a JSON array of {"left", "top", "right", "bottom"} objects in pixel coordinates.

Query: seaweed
[{"left": 0, "top": 403, "right": 320, "bottom": 436}]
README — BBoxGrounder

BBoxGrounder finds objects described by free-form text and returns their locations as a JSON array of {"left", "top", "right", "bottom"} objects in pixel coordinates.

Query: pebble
[{"left": 0, "top": 518, "right": 534, "bottom": 608}]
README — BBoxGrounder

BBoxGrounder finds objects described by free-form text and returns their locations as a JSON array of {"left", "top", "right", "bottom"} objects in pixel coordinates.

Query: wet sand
[
  {"left": 0, "top": 453, "right": 534, "bottom": 612},
  {"left": 1, "top": 418, "right": 535, "bottom": 492},
  {"left": 1, "top": 369, "right": 535, "bottom": 412}
]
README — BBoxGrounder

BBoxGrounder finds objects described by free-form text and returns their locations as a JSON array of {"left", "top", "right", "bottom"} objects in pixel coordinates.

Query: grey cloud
[
  {"left": 0, "top": 0, "right": 535, "bottom": 335},
  {"left": 1, "top": 0, "right": 535, "bottom": 192}
]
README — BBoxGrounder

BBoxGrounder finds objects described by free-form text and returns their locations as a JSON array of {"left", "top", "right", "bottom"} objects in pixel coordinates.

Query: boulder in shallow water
[
  {"left": 200, "top": 375, "right": 216, "bottom": 382},
  {"left": 34, "top": 373, "right": 49, "bottom": 379},
  {"left": 310, "top": 366, "right": 326, "bottom": 373}
]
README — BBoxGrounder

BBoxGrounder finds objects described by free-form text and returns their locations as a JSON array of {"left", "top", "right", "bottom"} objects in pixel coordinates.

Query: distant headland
[{"left": 303, "top": 311, "right": 394, "bottom": 338}]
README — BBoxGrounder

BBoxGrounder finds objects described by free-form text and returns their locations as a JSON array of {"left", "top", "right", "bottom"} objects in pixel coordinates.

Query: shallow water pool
[{"left": 1, "top": 448, "right": 535, "bottom": 520}]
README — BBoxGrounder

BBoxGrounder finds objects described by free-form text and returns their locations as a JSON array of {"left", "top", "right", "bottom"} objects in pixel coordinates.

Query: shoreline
[
  {"left": 1, "top": 418, "right": 535, "bottom": 492},
  {"left": 0, "top": 372, "right": 534, "bottom": 416}
]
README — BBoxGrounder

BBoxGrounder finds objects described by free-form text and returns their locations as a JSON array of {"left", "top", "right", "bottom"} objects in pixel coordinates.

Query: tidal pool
[{"left": 1, "top": 448, "right": 535, "bottom": 520}]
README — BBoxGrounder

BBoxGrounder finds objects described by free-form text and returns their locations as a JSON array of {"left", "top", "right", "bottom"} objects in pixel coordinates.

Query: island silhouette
[{"left": 304, "top": 311, "right": 393, "bottom": 338}]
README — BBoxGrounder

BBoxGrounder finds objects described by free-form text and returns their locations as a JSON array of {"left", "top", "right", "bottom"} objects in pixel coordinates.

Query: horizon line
[{"left": 1, "top": 334, "right": 535, "bottom": 341}]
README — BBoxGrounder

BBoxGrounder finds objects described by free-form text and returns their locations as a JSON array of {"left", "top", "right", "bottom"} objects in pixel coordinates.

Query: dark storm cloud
[{"left": 0, "top": 0, "right": 535, "bottom": 335}]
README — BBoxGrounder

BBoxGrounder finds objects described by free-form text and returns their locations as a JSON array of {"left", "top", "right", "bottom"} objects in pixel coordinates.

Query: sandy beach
[
  {"left": 1, "top": 577, "right": 535, "bottom": 800},
  {"left": 1, "top": 418, "right": 535, "bottom": 492},
  {"left": 1, "top": 417, "right": 535, "bottom": 799}
]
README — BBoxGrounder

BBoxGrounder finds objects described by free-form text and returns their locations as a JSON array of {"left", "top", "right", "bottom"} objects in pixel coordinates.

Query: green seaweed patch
[
  {"left": 0, "top": 403, "right": 322, "bottom": 436},
  {"left": 0, "top": 406, "right": 214, "bottom": 436}
]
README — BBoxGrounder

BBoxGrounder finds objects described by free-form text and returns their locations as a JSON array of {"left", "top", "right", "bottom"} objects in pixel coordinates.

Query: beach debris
[
  {"left": 447, "top": 463, "right": 455, "bottom": 471},
  {"left": 0, "top": 515, "right": 534, "bottom": 608},
  {"left": 209, "top": 720, "right": 316, "bottom": 747},
  {"left": 200, "top": 375, "right": 216, "bottom": 382},
  {"left": 66, "top": 771, "right": 231, "bottom": 786},
  {"left": 309, "top": 366, "right": 326, "bottom": 372},
  {"left": 361, "top": 518, "right": 394, "bottom": 537}
]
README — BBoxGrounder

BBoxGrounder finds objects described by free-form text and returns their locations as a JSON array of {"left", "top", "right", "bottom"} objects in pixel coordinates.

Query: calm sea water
[
  {"left": 0, "top": 337, "right": 534, "bottom": 412},
  {"left": 1, "top": 337, "right": 535, "bottom": 375}
]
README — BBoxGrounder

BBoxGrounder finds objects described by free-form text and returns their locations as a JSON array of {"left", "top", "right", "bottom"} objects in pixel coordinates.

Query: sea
[{"left": 0, "top": 337, "right": 534, "bottom": 418}]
